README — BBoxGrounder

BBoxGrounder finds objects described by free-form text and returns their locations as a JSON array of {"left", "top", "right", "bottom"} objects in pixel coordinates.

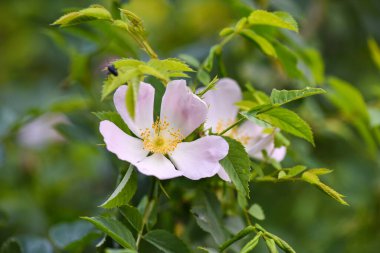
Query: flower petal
[
  {"left": 114, "top": 83, "right": 155, "bottom": 137},
  {"left": 99, "top": 120, "right": 148, "bottom": 164},
  {"left": 270, "top": 146, "right": 287, "bottom": 162},
  {"left": 203, "top": 78, "right": 242, "bottom": 132},
  {"left": 217, "top": 165, "right": 231, "bottom": 182},
  {"left": 170, "top": 136, "right": 229, "bottom": 180},
  {"left": 246, "top": 134, "right": 274, "bottom": 159},
  {"left": 160, "top": 80, "right": 208, "bottom": 138},
  {"left": 135, "top": 153, "right": 182, "bottom": 180}
]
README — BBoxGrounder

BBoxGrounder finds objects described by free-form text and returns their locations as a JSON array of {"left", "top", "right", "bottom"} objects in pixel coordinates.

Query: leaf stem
[
  {"left": 136, "top": 179, "right": 159, "bottom": 248},
  {"left": 218, "top": 117, "right": 245, "bottom": 135}
]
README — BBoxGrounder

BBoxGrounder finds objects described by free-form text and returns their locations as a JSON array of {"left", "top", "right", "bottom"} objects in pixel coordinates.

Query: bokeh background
[{"left": 1, "top": 0, "right": 380, "bottom": 252}]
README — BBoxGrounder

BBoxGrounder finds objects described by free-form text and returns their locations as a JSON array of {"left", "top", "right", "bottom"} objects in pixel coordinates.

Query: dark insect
[{"left": 107, "top": 64, "right": 118, "bottom": 76}]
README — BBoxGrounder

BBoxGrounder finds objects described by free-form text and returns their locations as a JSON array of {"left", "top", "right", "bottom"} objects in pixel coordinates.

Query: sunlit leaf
[
  {"left": 220, "top": 137, "right": 251, "bottom": 197},
  {"left": 49, "top": 220, "right": 100, "bottom": 250},
  {"left": 257, "top": 107, "right": 314, "bottom": 145},
  {"left": 119, "top": 205, "right": 143, "bottom": 232},
  {"left": 100, "top": 166, "right": 137, "bottom": 209},
  {"left": 143, "top": 230, "right": 190, "bottom": 253},
  {"left": 191, "top": 193, "right": 227, "bottom": 245},
  {"left": 248, "top": 10, "right": 298, "bottom": 32},
  {"left": 52, "top": 5, "right": 112, "bottom": 27},
  {"left": 270, "top": 87, "right": 326, "bottom": 106},
  {"left": 82, "top": 217, "right": 136, "bottom": 249},
  {"left": 241, "top": 232, "right": 262, "bottom": 253},
  {"left": 240, "top": 29, "right": 277, "bottom": 57},
  {"left": 368, "top": 38, "right": 380, "bottom": 70},
  {"left": 248, "top": 204, "right": 265, "bottom": 220}
]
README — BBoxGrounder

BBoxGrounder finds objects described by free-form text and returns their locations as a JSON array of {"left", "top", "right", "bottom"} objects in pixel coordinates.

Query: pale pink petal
[
  {"left": 170, "top": 136, "right": 229, "bottom": 180},
  {"left": 246, "top": 134, "right": 274, "bottom": 160},
  {"left": 135, "top": 153, "right": 182, "bottom": 180},
  {"left": 99, "top": 120, "right": 148, "bottom": 164},
  {"left": 217, "top": 165, "right": 231, "bottom": 182},
  {"left": 203, "top": 78, "right": 242, "bottom": 132},
  {"left": 237, "top": 121, "right": 263, "bottom": 139},
  {"left": 114, "top": 83, "right": 155, "bottom": 137},
  {"left": 160, "top": 80, "right": 208, "bottom": 138},
  {"left": 270, "top": 146, "right": 287, "bottom": 162}
]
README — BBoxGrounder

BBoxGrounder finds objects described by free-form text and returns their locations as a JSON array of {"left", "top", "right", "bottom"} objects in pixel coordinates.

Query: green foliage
[
  {"left": 52, "top": 5, "right": 113, "bottom": 27},
  {"left": 248, "top": 203, "right": 265, "bottom": 220},
  {"left": 93, "top": 111, "right": 131, "bottom": 134},
  {"left": 270, "top": 88, "right": 326, "bottom": 106},
  {"left": 240, "top": 29, "right": 277, "bottom": 58},
  {"left": 120, "top": 205, "right": 143, "bottom": 232},
  {"left": 1, "top": 237, "right": 53, "bottom": 253},
  {"left": 82, "top": 217, "right": 136, "bottom": 250},
  {"left": 240, "top": 232, "right": 262, "bottom": 253},
  {"left": 100, "top": 166, "right": 137, "bottom": 209},
  {"left": 248, "top": 10, "right": 298, "bottom": 32},
  {"left": 143, "top": 230, "right": 190, "bottom": 253},
  {"left": 191, "top": 193, "right": 227, "bottom": 245},
  {"left": 257, "top": 107, "right": 315, "bottom": 145},
  {"left": 49, "top": 220, "right": 100, "bottom": 250},
  {"left": 302, "top": 171, "right": 348, "bottom": 205},
  {"left": 368, "top": 38, "right": 380, "bottom": 70},
  {"left": 220, "top": 137, "right": 251, "bottom": 198}
]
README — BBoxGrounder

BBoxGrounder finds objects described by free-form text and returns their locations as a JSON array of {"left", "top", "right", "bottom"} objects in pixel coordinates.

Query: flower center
[
  {"left": 141, "top": 118, "right": 183, "bottom": 154},
  {"left": 216, "top": 119, "right": 252, "bottom": 145}
]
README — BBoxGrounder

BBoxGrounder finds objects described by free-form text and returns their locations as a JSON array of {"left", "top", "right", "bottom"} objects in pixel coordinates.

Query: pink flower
[
  {"left": 99, "top": 80, "right": 229, "bottom": 180},
  {"left": 203, "top": 78, "right": 286, "bottom": 181}
]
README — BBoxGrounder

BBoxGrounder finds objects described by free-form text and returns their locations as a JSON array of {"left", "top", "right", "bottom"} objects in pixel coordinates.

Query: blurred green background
[{"left": 1, "top": 0, "right": 380, "bottom": 252}]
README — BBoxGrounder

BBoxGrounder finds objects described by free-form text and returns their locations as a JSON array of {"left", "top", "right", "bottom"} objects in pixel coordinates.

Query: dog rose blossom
[
  {"left": 100, "top": 80, "right": 229, "bottom": 180},
  {"left": 203, "top": 78, "right": 286, "bottom": 181}
]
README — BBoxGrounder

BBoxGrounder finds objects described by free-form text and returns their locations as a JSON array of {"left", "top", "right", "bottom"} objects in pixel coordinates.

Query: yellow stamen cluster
[
  {"left": 141, "top": 118, "right": 183, "bottom": 154},
  {"left": 216, "top": 119, "right": 252, "bottom": 145}
]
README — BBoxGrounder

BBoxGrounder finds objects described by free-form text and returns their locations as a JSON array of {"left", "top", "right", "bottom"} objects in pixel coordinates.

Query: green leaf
[
  {"left": 119, "top": 205, "right": 143, "bottom": 232},
  {"left": 93, "top": 111, "right": 130, "bottom": 134},
  {"left": 82, "top": 216, "right": 136, "bottom": 249},
  {"left": 49, "top": 220, "right": 100, "bottom": 250},
  {"left": 179, "top": 54, "right": 200, "bottom": 68},
  {"left": 1, "top": 237, "right": 53, "bottom": 253},
  {"left": 52, "top": 5, "right": 112, "bottom": 27},
  {"left": 105, "top": 249, "right": 137, "bottom": 253},
  {"left": 143, "top": 230, "right": 190, "bottom": 253},
  {"left": 241, "top": 232, "right": 262, "bottom": 253},
  {"left": 125, "top": 79, "right": 140, "bottom": 119},
  {"left": 240, "top": 29, "right": 277, "bottom": 58},
  {"left": 248, "top": 204, "right": 265, "bottom": 220},
  {"left": 257, "top": 107, "right": 314, "bottom": 145},
  {"left": 265, "top": 238, "right": 279, "bottom": 253},
  {"left": 220, "top": 137, "right": 251, "bottom": 197},
  {"left": 248, "top": 10, "right": 298, "bottom": 32},
  {"left": 302, "top": 171, "right": 348, "bottom": 206},
  {"left": 101, "top": 69, "right": 140, "bottom": 101},
  {"left": 368, "top": 38, "right": 380, "bottom": 70},
  {"left": 112, "top": 58, "right": 143, "bottom": 69},
  {"left": 191, "top": 193, "right": 227, "bottom": 245},
  {"left": 138, "top": 64, "right": 169, "bottom": 82},
  {"left": 101, "top": 166, "right": 137, "bottom": 208},
  {"left": 270, "top": 87, "right": 326, "bottom": 106},
  {"left": 369, "top": 107, "right": 380, "bottom": 127},
  {"left": 219, "top": 226, "right": 256, "bottom": 251},
  {"left": 219, "top": 27, "right": 234, "bottom": 37},
  {"left": 197, "top": 68, "right": 211, "bottom": 85},
  {"left": 284, "top": 165, "right": 307, "bottom": 178},
  {"left": 274, "top": 43, "right": 303, "bottom": 79},
  {"left": 307, "top": 168, "right": 333, "bottom": 175},
  {"left": 204, "top": 45, "right": 221, "bottom": 72},
  {"left": 327, "top": 77, "right": 369, "bottom": 122},
  {"left": 148, "top": 58, "right": 193, "bottom": 73},
  {"left": 265, "top": 233, "right": 295, "bottom": 253},
  {"left": 239, "top": 104, "right": 274, "bottom": 127}
]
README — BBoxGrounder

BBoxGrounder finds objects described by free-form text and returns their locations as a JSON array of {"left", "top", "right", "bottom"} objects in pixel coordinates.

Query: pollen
[{"left": 141, "top": 117, "right": 183, "bottom": 154}]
